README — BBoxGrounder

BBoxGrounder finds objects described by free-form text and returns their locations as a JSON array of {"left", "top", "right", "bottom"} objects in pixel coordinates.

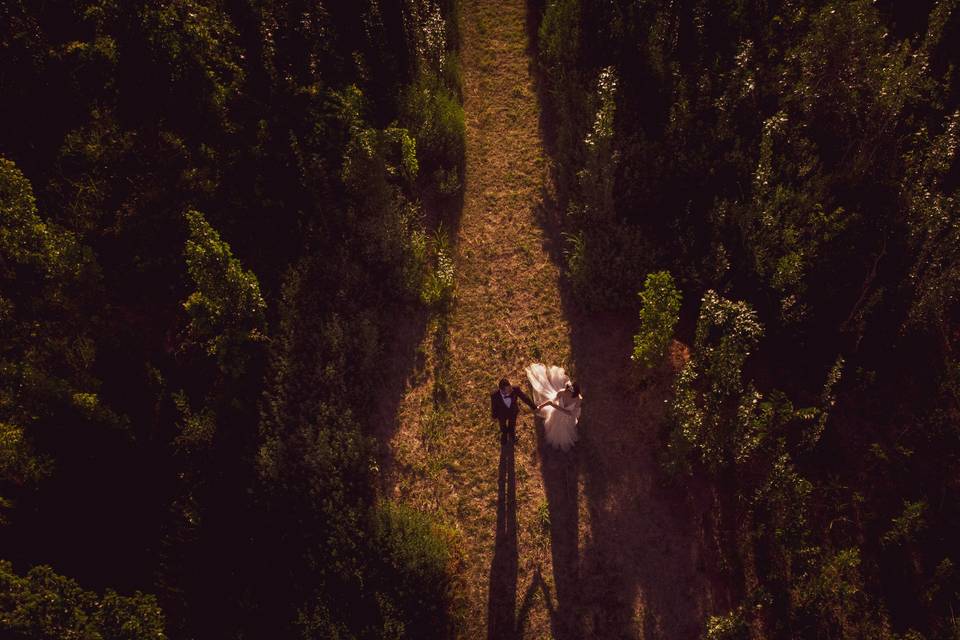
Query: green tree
[
  {"left": 903, "top": 110, "right": 960, "bottom": 348},
  {"left": 400, "top": 0, "right": 465, "bottom": 199},
  {"left": 0, "top": 1, "right": 464, "bottom": 637},
  {"left": 632, "top": 271, "right": 682, "bottom": 369},
  {"left": 182, "top": 208, "right": 266, "bottom": 378},
  {"left": 0, "top": 560, "right": 165, "bottom": 640},
  {"left": 0, "top": 157, "right": 101, "bottom": 517},
  {"left": 669, "top": 290, "right": 765, "bottom": 471},
  {"left": 792, "top": 549, "right": 897, "bottom": 639}
]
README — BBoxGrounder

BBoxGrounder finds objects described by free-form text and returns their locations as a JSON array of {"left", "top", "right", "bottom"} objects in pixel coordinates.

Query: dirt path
[{"left": 380, "top": 0, "right": 727, "bottom": 637}]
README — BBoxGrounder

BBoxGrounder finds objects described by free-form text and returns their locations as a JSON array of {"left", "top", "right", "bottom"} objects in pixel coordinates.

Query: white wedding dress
[{"left": 524, "top": 363, "right": 581, "bottom": 451}]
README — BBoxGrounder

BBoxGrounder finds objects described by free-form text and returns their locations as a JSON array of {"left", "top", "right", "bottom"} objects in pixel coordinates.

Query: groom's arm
[
  {"left": 515, "top": 388, "right": 537, "bottom": 411},
  {"left": 490, "top": 392, "right": 497, "bottom": 419}
]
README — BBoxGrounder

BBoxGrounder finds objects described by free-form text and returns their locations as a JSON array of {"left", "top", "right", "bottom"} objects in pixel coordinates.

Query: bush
[
  {"left": 538, "top": 0, "right": 589, "bottom": 204},
  {"left": 0, "top": 157, "right": 98, "bottom": 518},
  {"left": 400, "top": 74, "right": 465, "bottom": 197},
  {"left": 880, "top": 500, "right": 928, "bottom": 548},
  {"left": 632, "top": 271, "right": 682, "bottom": 369},
  {"left": 0, "top": 560, "right": 166, "bottom": 640},
  {"left": 580, "top": 66, "right": 618, "bottom": 222},
  {"left": 369, "top": 501, "right": 456, "bottom": 638},
  {"left": 793, "top": 548, "right": 897, "bottom": 639},
  {"left": 669, "top": 291, "right": 766, "bottom": 471},
  {"left": 420, "top": 227, "right": 456, "bottom": 307},
  {"left": 291, "top": 498, "right": 457, "bottom": 639},
  {"left": 538, "top": 0, "right": 579, "bottom": 85},
  {"left": 182, "top": 209, "right": 266, "bottom": 378},
  {"left": 704, "top": 606, "right": 750, "bottom": 640},
  {"left": 564, "top": 223, "right": 655, "bottom": 310}
]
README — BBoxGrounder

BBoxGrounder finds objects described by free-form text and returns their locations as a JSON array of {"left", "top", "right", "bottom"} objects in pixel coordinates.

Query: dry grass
[{"left": 376, "top": 0, "right": 729, "bottom": 637}]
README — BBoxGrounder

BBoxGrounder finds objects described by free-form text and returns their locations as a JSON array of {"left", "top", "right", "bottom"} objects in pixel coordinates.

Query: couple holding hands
[{"left": 490, "top": 363, "right": 582, "bottom": 451}]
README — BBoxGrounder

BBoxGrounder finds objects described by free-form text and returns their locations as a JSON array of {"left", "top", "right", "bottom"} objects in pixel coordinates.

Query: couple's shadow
[{"left": 486, "top": 419, "right": 580, "bottom": 640}]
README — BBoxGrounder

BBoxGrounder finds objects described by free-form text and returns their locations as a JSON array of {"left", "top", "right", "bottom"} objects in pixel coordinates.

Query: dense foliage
[
  {"left": 0, "top": 560, "right": 165, "bottom": 640},
  {"left": 1, "top": 0, "right": 463, "bottom": 638},
  {"left": 631, "top": 270, "right": 682, "bottom": 370},
  {"left": 533, "top": 0, "right": 960, "bottom": 637}
]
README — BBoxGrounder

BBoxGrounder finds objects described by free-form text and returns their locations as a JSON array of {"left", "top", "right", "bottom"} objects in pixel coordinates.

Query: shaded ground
[{"left": 376, "top": 0, "right": 730, "bottom": 636}]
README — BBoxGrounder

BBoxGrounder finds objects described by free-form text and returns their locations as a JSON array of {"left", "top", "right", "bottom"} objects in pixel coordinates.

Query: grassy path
[{"left": 380, "top": 0, "right": 726, "bottom": 637}]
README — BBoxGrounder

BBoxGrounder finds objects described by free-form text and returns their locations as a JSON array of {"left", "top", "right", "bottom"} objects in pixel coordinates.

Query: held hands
[
  {"left": 535, "top": 401, "right": 573, "bottom": 416},
  {"left": 540, "top": 401, "right": 573, "bottom": 416}
]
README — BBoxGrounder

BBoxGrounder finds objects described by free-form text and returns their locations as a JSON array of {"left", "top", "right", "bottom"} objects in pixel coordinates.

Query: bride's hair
[{"left": 570, "top": 381, "right": 581, "bottom": 397}]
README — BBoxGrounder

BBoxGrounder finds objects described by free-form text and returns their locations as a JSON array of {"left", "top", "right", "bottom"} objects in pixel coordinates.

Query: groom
[{"left": 491, "top": 377, "right": 537, "bottom": 442}]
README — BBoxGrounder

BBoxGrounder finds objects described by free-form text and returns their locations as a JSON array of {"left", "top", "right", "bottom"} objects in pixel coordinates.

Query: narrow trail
[{"left": 380, "top": 0, "right": 728, "bottom": 637}]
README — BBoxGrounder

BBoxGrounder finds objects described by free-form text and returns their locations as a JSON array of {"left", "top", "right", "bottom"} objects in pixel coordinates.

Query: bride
[{"left": 524, "top": 363, "right": 582, "bottom": 451}]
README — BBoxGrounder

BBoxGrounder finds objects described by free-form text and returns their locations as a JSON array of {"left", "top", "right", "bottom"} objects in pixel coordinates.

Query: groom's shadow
[{"left": 487, "top": 434, "right": 518, "bottom": 640}]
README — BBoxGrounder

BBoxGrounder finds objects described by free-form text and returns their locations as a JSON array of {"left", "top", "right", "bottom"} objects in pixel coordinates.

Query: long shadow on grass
[
  {"left": 520, "top": 23, "right": 731, "bottom": 635},
  {"left": 487, "top": 434, "right": 519, "bottom": 639},
  {"left": 520, "top": 1, "right": 730, "bottom": 634},
  {"left": 537, "top": 417, "right": 584, "bottom": 638},
  {"left": 534, "top": 206, "right": 730, "bottom": 638},
  {"left": 371, "top": 157, "right": 466, "bottom": 484},
  {"left": 527, "top": 199, "right": 732, "bottom": 640},
  {"left": 371, "top": 305, "right": 432, "bottom": 482}
]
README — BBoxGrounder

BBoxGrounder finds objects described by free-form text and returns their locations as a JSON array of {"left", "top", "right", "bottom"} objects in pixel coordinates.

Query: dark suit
[{"left": 491, "top": 386, "right": 536, "bottom": 438}]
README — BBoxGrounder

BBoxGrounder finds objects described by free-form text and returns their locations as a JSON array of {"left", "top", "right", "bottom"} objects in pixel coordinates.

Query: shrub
[
  {"left": 880, "top": 500, "right": 928, "bottom": 548},
  {"left": 0, "top": 560, "right": 166, "bottom": 640},
  {"left": 0, "top": 157, "right": 98, "bottom": 518},
  {"left": 632, "top": 271, "right": 682, "bottom": 369},
  {"left": 182, "top": 209, "right": 266, "bottom": 378},
  {"left": 704, "top": 606, "right": 750, "bottom": 640},
  {"left": 419, "top": 226, "right": 456, "bottom": 308},
  {"left": 538, "top": 0, "right": 579, "bottom": 85},
  {"left": 669, "top": 291, "right": 766, "bottom": 471},
  {"left": 793, "top": 548, "right": 897, "bottom": 639},
  {"left": 564, "top": 223, "right": 655, "bottom": 310},
  {"left": 400, "top": 74, "right": 465, "bottom": 197},
  {"left": 580, "top": 66, "right": 618, "bottom": 223},
  {"left": 538, "top": 0, "right": 588, "bottom": 204},
  {"left": 369, "top": 501, "right": 455, "bottom": 638}
]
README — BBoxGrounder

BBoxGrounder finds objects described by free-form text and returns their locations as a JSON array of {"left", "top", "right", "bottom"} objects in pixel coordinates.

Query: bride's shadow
[
  {"left": 536, "top": 415, "right": 583, "bottom": 639},
  {"left": 487, "top": 419, "right": 583, "bottom": 640}
]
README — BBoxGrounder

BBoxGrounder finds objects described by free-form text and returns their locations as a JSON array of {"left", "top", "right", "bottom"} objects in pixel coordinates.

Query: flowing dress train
[{"left": 524, "top": 363, "right": 580, "bottom": 451}]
